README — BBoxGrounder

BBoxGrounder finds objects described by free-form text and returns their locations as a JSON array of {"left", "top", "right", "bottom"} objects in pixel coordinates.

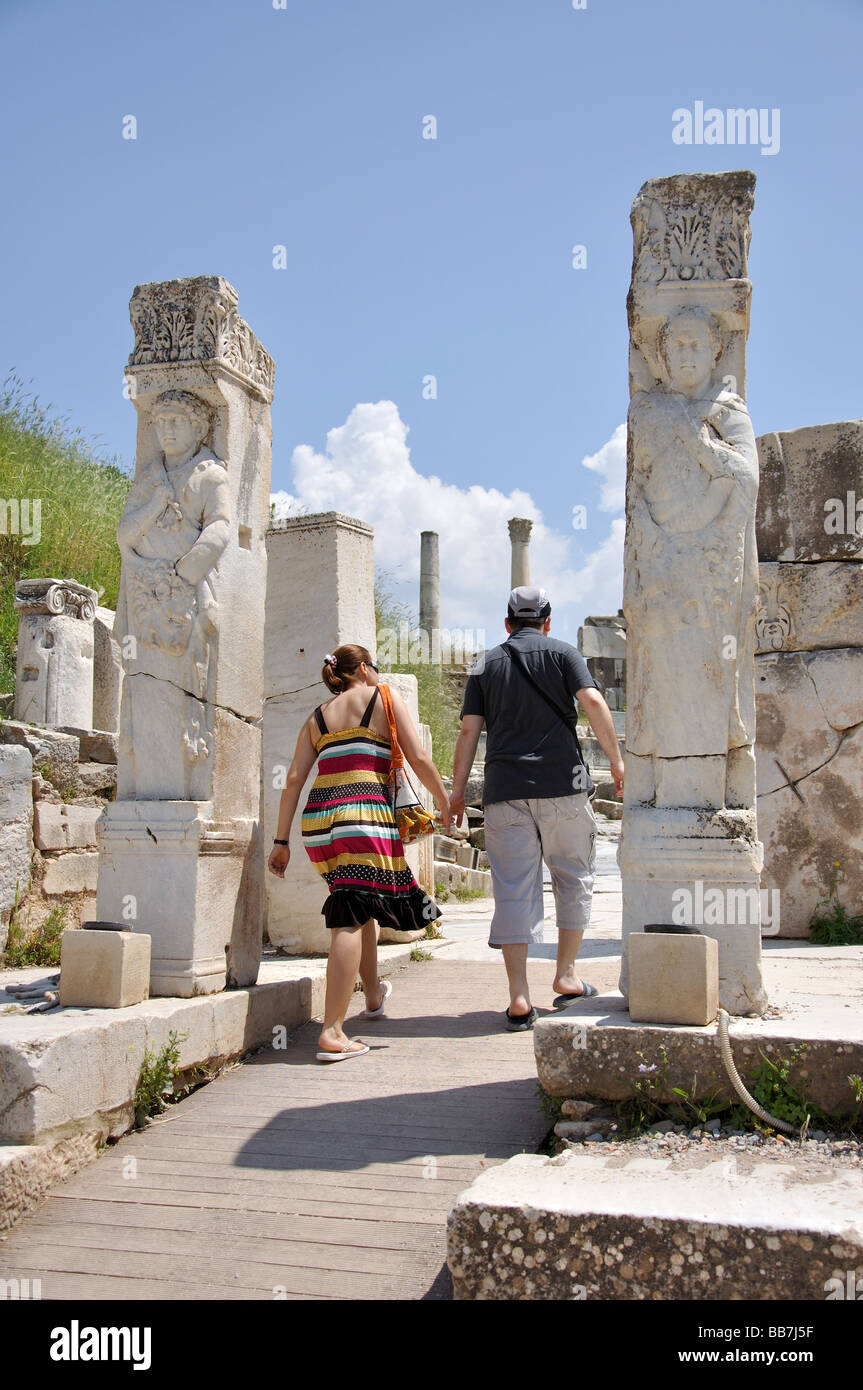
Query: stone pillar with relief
[
  {"left": 14, "top": 579, "right": 97, "bottom": 729},
  {"left": 96, "top": 277, "right": 273, "bottom": 996},
  {"left": 618, "top": 172, "right": 767, "bottom": 1015}
]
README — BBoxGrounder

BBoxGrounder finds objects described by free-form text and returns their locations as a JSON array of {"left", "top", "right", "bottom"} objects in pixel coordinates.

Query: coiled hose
[{"left": 717, "top": 1008, "right": 799, "bottom": 1135}]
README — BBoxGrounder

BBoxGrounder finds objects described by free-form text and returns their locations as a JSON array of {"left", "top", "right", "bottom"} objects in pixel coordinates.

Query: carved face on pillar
[
  {"left": 152, "top": 391, "right": 211, "bottom": 465},
  {"left": 657, "top": 309, "right": 721, "bottom": 398}
]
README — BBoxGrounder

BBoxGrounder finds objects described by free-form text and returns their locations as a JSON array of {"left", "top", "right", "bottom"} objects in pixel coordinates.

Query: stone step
[
  {"left": 448, "top": 1149, "right": 863, "bottom": 1300},
  {"left": 533, "top": 988, "right": 863, "bottom": 1115}
]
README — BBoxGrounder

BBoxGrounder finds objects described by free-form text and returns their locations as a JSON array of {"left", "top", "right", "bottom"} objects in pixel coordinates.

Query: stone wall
[
  {"left": 0, "top": 721, "right": 117, "bottom": 950},
  {"left": 754, "top": 421, "right": 863, "bottom": 937}
]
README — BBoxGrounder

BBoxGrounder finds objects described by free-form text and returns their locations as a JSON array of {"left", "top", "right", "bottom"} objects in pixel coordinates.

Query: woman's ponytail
[{"left": 321, "top": 644, "right": 373, "bottom": 694}]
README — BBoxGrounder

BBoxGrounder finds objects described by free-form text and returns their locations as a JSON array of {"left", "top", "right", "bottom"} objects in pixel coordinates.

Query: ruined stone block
[
  {"left": 59, "top": 928, "right": 151, "bottom": 1009},
  {"left": 628, "top": 931, "right": 719, "bottom": 1026}
]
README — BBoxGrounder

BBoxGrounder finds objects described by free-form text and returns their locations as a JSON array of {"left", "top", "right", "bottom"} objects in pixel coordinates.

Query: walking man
[{"left": 451, "top": 586, "right": 625, "bottom": 1029}]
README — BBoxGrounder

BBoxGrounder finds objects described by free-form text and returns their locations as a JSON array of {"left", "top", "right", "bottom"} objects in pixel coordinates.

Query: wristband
[{"left": 273, "top": 838, "right": 289, "bottom": 846}]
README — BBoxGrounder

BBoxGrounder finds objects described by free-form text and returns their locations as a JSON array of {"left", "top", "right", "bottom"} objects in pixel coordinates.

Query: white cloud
[
  {"left": 581, "top": 421, "right": 627, "bottom": 512},
  {"left": 272, "top": 401, "right": 626, "bottom": 647}
]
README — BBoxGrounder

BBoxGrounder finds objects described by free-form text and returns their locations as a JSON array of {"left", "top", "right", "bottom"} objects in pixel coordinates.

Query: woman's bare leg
[
  {"left": 318, "top": 925, "right": 365, "bottom": 1053},
  {"left": 358, "top": 918, "right": 385, "bottom": 1011}
]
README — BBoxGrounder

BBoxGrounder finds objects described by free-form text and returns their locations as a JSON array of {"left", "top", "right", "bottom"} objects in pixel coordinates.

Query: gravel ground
[{"left": 549, "top": 1117, "right": 863, "bottom": 1178}]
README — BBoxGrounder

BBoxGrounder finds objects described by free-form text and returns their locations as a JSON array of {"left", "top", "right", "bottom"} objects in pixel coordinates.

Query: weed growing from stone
[
  {"left": 410, "top": 947, "right": 432, "bottom": 962},
  {"left": 809, "top": 862, "right": 863, "bottom": 944},
  {"left": 536, "top": 1083, "right": 564, "bottom": 1125},
  {"left": 34, "top": 761, "right": 78, "bottom": 800},
  {"left": 454, "top": 884, "right": 485, "bottom": 904},
  {"left": 728, "top": 1043, "right": 826, "bottom": 1133},
  {"left": 1, "top": 899, "right": 67, "bottom": 968},
  {"left": 133, "top": 1030, "right": 188, "bottom": 1128},
  {"left": 434, "top": 881, "right": 450, "bottom": 903},
  {"left": 424, "top": 922, "right": 443, "bottom": 939}
]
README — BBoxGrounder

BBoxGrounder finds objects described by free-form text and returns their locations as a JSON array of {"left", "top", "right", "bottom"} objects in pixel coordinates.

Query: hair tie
[{"left": 324, "top": 653, "right": 338, "bottom": 669}]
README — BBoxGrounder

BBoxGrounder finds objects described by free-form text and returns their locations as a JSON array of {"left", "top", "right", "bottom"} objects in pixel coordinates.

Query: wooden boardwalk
[{"left": 0, "top": 956, "right": 563, "bottom": 1301}]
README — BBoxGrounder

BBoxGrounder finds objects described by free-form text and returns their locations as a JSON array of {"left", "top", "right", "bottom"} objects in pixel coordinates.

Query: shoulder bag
[{"left": 378, "top": 683, "right": 437, "bottom": 843}]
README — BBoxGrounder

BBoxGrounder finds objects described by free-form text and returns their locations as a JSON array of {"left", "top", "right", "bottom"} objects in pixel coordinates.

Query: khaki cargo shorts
[{"left": 483, "top": 793, "right": 596, "bottom": 948}]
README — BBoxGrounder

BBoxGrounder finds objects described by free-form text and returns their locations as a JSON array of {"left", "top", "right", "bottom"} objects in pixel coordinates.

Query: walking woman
[{"left": 267, "top": 645, "right": 451, "bottom": 1061}]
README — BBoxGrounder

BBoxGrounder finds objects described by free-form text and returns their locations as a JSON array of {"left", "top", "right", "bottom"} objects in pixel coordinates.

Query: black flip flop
[
  {"left": 552, "top": 982, "right": 598, "bottom": 1009},
  {"left": 505, "top": 1006, "right": 538, "bottom": 1032}
]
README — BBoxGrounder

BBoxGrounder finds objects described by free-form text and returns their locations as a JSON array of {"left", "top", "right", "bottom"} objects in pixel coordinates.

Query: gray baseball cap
[{"left": 507, "top": 585, "right": 551, "bottom": 619}]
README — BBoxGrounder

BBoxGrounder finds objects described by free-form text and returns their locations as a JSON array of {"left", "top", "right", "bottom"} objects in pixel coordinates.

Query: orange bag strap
[{"left": 378, "top": 684, "right": 404, "bottom": 772}]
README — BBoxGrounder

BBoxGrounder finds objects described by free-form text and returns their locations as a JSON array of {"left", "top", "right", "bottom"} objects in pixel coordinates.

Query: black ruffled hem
[{"left": 322, "top": 885, "right": 442, "bottom": 932}]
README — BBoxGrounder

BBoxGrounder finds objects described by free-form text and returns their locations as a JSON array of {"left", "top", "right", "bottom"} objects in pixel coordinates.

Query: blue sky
[{"left": 1, "top": 0, "right": 861, "bottom": 647}]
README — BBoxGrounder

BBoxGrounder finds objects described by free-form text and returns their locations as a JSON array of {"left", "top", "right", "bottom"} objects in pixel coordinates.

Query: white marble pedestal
[{"left": 96, "top": 801, "right": 263, "bottom": 996}]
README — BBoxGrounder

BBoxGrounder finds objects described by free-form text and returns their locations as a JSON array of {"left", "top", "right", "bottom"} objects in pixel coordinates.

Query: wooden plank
[
  {"left": 61, "top": 1161, "right": 470, "bottom": 1201},
  {"left": 110, "top": 1131, "right": 522, "bottom": 1165},
  {"left": 0, "top": 1270, "right": 323, "bottom": 1300},
  {"left": 5, "top": 1222, "right": 429, "bottom": 1276},
  {"left": 23, "top": 1199, "right": 446, "bottom": 1250},
  {"left": 32, "top": 1184, "right": 454, "bottom": 1225},
  {"left": 2, "top": 1241, "right": 436, "bottom": 1300},
  {"left": 56, "top": 1171, "right": 468, "bottom": 1209}
]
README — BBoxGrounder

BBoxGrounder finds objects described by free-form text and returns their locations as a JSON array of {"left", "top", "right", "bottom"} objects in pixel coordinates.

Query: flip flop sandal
[
  {"left": 315, "top": 1042, "right": 370, "bottom": 1062},
  {"left": 553, "top": 982, "right": 598, "bottom": 1009},
  {"left": 363, "top": 978, "right": 393, "bottom": 1018},
  {"left": 505, "top": 1006, "right": 538, "bottom": 1032}
]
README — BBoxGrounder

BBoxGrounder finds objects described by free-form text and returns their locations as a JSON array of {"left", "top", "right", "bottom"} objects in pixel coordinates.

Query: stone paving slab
[
  {"left": 447, "top": 1148, "right": 863, "bottom": 1300},
  {"left": 534, "top": 948, "right": 863, "bottom": 1112},
  {"left": 0, "top": 958, "right": 552, "bottom": 1300}
]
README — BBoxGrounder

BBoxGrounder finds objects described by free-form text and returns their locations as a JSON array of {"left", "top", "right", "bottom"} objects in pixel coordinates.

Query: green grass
[
  {"left": 1, "top": 902, "right": 67, "bottom": 968},
  {"left": 454, "top": 884, "right": 485, "bottom": 903},
  {"left": 410, "top": 947, "right": 432, "bottom": 962},
  {"left": 0, "top": 374, "right": 131, "bottom": 693}
]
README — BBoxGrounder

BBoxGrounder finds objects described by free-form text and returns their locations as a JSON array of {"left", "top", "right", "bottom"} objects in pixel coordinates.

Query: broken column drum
[
  {"left": 619, "top": 172, "right": 766, "bottom": 1015},
  {"left": 96, "top": 277, "right": 273, "bottom": 996},
  {"left": 13, "top": 579, "right": 98, "bottom": 729}
]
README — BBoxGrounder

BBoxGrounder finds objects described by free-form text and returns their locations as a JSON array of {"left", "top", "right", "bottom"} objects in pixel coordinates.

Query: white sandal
[
  {"left": 315, "top": 1042, "right": 370, "bottom": 1063},
  {"left": 363, "top": 978, "right": 393, "bottom": 1018}
]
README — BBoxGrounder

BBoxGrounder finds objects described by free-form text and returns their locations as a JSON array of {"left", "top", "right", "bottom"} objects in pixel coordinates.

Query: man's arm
[
  {"left": 451, "top": 715, "right": 484, "bottom": 828},
  {"left": 576, "top": 687, "right": 624, "bottom": 796}
]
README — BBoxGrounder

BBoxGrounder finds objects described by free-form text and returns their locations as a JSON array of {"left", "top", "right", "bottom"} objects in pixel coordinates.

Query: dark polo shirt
[{"left": 460, "top": 627, "right": 600, "bottom": 805}]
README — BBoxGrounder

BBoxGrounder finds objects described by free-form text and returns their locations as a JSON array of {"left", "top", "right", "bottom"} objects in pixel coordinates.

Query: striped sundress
[{"left": 301, "top": 686, "right": 442, "bottom": 932}]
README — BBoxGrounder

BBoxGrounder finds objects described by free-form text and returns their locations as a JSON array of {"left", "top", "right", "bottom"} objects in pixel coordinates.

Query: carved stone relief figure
[
  {"left": 116, "top": 390, "right": 232, "bottom": 797},
  {"left": 625, "top": 306, "right": 759, "bottom": 804}
]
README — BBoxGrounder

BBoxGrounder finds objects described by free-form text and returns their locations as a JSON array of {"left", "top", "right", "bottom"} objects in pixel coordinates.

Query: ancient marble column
[
  {"left": 508, "top": 518, "right": 532, "bottom": 588},
  {"left": 419, "top": 530, "right": 441, "bottom": 664},
  {"left": 96, "top": 277, "right": 273, "bottom": 996},
  {"left": 14, "top": 579, "right": 97, "bottom": 729},
  {"left": 618, "top": 171, "right": 767, "bottom": 1016}
]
